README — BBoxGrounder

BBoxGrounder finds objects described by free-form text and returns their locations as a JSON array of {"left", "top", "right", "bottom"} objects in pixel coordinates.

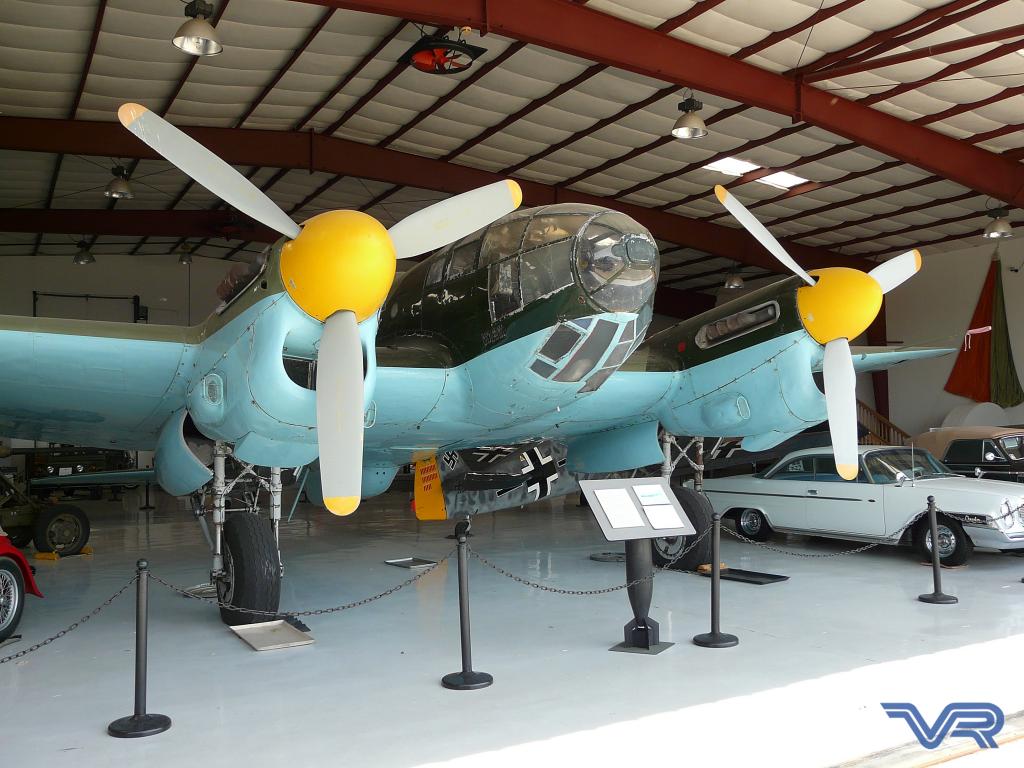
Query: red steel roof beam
[{"left": 806, "top": 23, "right": 1024, "bottom": 82}]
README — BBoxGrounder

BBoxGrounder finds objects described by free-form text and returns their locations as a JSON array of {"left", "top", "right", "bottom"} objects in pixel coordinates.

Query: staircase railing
[{"left": 857, "top": 400, "right": 910, "bottom": 446}]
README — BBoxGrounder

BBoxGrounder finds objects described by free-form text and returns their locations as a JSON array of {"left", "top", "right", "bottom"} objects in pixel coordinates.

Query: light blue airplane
[{"left": 0, "top": 104, "right": 948, "bottom": 622}]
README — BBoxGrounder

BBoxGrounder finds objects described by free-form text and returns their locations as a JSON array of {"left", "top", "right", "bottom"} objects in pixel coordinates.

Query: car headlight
[
  {"left": 1017, "top": 504, "right": 1024, "bottom": 528},
  {"left": 75, "top": 464, "right": 84, "bottom": 473}
]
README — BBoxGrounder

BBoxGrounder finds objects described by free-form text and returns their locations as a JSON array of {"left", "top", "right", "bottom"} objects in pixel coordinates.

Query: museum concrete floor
[{"left": 4, "top": 490, "right": 1024, "bottom": 767}]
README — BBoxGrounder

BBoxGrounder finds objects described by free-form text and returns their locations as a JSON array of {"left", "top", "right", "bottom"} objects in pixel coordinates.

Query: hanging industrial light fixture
[
  {"left": 722, "top": 272, "right": 745, "bottom": 290},
  {"left": 177, "top": 244, "right": 194, "bottom": 265},
  {"left": 72, "top": 240, "right": 95, "bottom": 265},
  {"left": 399, "top": 27, "right": 486, "bottom": 74},
  {"left": 173, "top": 1, "right": 222, "bottom": 57},
  {"left": 104, "top": 165, "right": 134, "bottom": 199},
  {"left": 671, "top": 94, "right": 708, "bottom": 139},
  {"left": 982, "top": 207, "right": 1013, "bottom": 239}
]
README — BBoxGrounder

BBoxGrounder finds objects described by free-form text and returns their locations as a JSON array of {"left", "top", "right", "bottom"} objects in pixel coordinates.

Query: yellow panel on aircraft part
[
  {"left": 413, "top": 456, "right": 448, "bottom": 521},
  {"left": 798, "top": 267, "right": 883, "bottom": 345},
  {"left": 280, "top": 209, "right": 396, "bottom": 322}
]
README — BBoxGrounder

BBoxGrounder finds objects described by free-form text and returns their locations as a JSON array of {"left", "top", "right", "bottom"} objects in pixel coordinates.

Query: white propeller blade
[
  {"left": 316, "top": 311, "right": 365, "bottom": 515},
  {"left": 387, "top": 180, "right": 522, "bottom": 259},
  {"left": 868, "top": 249, "right": 921, "bottom": 294},
  {"left": 823, "top": 337, "right": 859, "bottom": 481},
  {"left": 118, "top": 103, "right": 301, "bottom": 240},
  {"left": 714, "top": 185, "right": 816, "bottom": 286}
]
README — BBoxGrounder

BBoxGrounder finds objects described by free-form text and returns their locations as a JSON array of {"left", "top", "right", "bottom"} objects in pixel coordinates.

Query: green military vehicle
[{"left": 0, "top": 471, "right": 90, "bottom": 555}]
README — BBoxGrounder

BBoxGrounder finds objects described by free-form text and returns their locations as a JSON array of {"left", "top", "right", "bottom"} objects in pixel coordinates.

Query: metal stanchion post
[
  {"left": 693, "top": 511, "right": 738, "bottom": 648},
  {"left": 108, "top": 560, "right": 172, "bottom": 738},
  {"left": 918, "top": 496, "right": 957, "bottom": 605},
  {"left": 139, "top": 482, "right": 156, "bottom": 511},
  {"left": 442, "top": 519, "right": 492, "bottom": 690}
]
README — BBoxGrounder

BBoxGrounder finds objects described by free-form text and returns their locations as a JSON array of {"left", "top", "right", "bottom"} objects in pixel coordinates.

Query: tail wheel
[
  {"left": 736, "top": 508, "right": 772, "bottom": 542},
  {"left": 217, "top": 513, "right": 281, "bottom": 626},
  {"left": 33, "top": 504, "right": 90, "bottom": 556},
  {"left": 651, "top": 486, "right": 713, "bottom": 570},
  {"left": 0, "top": 557, "right": 26, "bottom": 642}
]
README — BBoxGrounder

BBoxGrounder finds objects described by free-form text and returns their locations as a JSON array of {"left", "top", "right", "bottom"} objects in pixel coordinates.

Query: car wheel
[
  {"left": 33, "top": 504, "right": 90, "bottom": 556},
  {"left": 735, "top": 508, "right": 771, "bottom": 542},
  {"left": 913, "top": 515, "right": 973, "bottom": 566},
  {"left": 5, "top": 527, "right": 33, "bottom": 549},
  {"left": 0, "top": 557, "right": 26, "bottom": 642},
  {"left": 651, "top": 486, "right": 713, "bottom": 570}
]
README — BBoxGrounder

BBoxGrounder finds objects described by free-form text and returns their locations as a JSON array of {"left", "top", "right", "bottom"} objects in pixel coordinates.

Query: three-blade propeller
[
  {"left": 714, "top": 185, "right": 921, "bottom": 480},
  {"left": 118, "top": 103, "right": 522, "bottom": 513}
]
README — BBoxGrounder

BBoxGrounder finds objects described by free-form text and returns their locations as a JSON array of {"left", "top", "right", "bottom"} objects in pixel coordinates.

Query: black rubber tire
[
  {"left": 735, "top": 508, "right": 772, "bottom": 542},
  {"left": 217, "top": 513, "right": 281, "bottom": 626},
  {"left": 0, "top": 557, "right": 26, "bottom": 643},
  {"left": 912, "top": 514, "right": 973, "bottom": 567},
  {"left": 651, "top": 486, "right": 713, "bottom": 570},
  {"left": 5, "top": 527, "right": 33, "bottom": 549},
  {"left": 32, "top": 504, "right": 90, "bottom": 556}
]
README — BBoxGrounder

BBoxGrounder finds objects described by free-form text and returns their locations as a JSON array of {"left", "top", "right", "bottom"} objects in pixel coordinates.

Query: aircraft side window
[
  {"left": 943, "top": 439, "right": 980, "bottom": 464},
  {"left": 489, "top": 257, "right": 521, "bottom": 320},
  {"left": 447, "top": 236, "right": 481, "bottom": 281},
  {"left": 424, "top": 251, "right": 449, "bottom": 286},
  {"left": 520, "top": 239, "right": 575, "bottom": 305},
  {"left": 480, "top": 218, "right": 529, "bottom": 267},
  {"left": 522, "top": 214, "right": 589, "bottom": 251}
]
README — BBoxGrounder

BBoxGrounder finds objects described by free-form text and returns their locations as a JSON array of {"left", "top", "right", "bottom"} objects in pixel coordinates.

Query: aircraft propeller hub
[
  {"left": 797, "top": 266, "right": 883, "bottom": 345},
  {"left": 280, "top": 209, "right": 397, "bottom": 323}
]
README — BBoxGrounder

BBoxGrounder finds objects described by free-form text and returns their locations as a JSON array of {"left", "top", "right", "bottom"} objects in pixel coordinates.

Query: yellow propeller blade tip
[
  {"left": 837, "top": 464, "right": 858, "bottom": 481},
  {"left": 714, "top": 184, "right": 729, "bottom": 204},
  {"left": 912, "top": 249, "right": 922, "bottom": 271},
  {"left": 324, "top": 495, "right": 360, "bottom": 516},
  {"left": 118, "top": 102, "right": 147, "bottom": 127},
  {"left": 506, "top": 180, "right": 523, "bottom": 209}
]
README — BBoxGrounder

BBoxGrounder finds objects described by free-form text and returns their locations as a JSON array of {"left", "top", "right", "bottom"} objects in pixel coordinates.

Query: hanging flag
[{"left": 945, "top": 258, "right": 1024, "bottom": 408}]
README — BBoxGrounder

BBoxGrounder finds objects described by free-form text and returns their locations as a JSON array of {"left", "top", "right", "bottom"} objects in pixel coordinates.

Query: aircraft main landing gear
[{"left": 198, "top": 442, "right": 283, "bottom": 625}]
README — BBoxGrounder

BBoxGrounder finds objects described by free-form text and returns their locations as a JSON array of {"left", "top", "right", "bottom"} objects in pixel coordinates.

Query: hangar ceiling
[{"left": 0, "top": 0, "right": 1021, "bottom": 306}]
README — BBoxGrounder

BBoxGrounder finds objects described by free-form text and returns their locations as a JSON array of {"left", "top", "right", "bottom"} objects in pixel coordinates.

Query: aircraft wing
[
  {"left": 30, "top": 469, "right": 158, "bottom": 488},
  {"left": 0, "top": 314, "right": 195, "bottom": 448},
  {"left": 835, "top": 345, "right": 956, "bottom": 374}
]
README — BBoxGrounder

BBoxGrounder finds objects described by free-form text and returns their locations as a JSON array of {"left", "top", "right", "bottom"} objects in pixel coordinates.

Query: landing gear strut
[{"left": 195, "top": 442, "right": 283, "bottom": 625}]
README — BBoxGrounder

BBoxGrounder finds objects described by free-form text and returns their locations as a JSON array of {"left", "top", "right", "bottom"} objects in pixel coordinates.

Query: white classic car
[{"left": 702, "top": 446, "right": 1024, "bottom": 565}]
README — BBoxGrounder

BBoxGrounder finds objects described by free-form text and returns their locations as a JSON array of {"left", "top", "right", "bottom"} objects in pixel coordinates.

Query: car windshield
[
  {"left": 863, "top": 449, "right": 956, "bottom": 483},
  {"left": 1000, "top": 436, "right": 1023, "bottom": 460}
]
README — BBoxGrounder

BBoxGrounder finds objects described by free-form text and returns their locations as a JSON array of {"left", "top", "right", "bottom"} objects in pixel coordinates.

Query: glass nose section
[{"left": 576, "top": 215, "right": 659, "bottom": 312}]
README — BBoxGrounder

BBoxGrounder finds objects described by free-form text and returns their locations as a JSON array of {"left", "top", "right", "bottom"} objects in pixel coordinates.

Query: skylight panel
[
  {"left": 757, "top": 171, "right": 810, "bottom": 190},
  {"left": 703, "top": 157, "right": 760, "bottom": 176}
]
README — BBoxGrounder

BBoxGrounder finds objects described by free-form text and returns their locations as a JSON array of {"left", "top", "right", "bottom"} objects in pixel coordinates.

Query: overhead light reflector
[
  {"left": 173, "top": 1, "right": 222, "bottom": 57},
  {"left": 983, "top": 207, "right": 1013, "bottom": 239},
  {"left": 671, "top": 96, "right": 708, "bottom": 139}
]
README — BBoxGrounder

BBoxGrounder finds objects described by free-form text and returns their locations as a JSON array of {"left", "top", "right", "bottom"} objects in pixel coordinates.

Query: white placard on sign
[
  {"left": 58, "top": 467, "right": 72, "bottom": 476},
  {"left": 595, "top": 488, "right": 644, "bottom": 529},
  {"left": 633, "top": 484, "right": 671, "bottom": 507},
  {"left": 643, "top": 504, "right": 684, "bottom": 530}
]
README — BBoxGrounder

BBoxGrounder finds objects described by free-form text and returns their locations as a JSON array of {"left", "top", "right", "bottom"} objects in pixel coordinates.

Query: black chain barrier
[
  {"left": 0, "top": 576, "right": 138, "bottom": 665},
  {"left": 148, "top": 547, "right": 456, "bottom": 618},
  {"left": 468, "top": 524, "right": 713, "bottom": 595}
]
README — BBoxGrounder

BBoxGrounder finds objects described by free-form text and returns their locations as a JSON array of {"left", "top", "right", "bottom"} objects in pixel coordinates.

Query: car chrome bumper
[{"left": 964, "top": 526, "right": 1024, "bottom": 550}]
